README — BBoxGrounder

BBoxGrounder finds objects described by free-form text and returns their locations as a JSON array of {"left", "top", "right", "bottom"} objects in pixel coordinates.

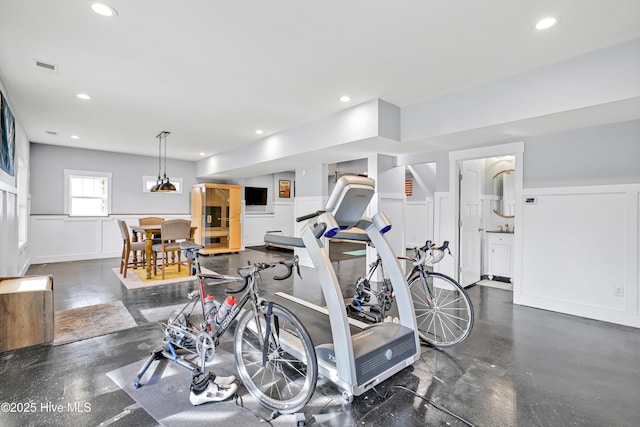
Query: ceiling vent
[
  {"left": 46, "top": 131, "right": 58, "bottom": 135},
  {"left": 35, "top": 60, "right": 58, "bottom": 74}
]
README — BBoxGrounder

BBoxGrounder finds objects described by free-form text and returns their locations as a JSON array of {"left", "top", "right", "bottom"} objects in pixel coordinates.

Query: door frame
[{"left": 449, "top": 141, "right": 524, "bottom": 293}]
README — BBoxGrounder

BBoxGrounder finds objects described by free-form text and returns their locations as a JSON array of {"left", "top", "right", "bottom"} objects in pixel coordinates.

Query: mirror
[{"left": 492, "top": 169, "right": 515, "bottom": 218}]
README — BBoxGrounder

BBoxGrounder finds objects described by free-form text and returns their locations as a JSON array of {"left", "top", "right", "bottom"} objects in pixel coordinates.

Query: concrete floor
[{"left": 1, "top": 248, "right": 639, "bottom": 426}]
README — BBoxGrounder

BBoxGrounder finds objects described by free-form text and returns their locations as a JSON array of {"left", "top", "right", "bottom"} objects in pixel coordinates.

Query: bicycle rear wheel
[
  {"left": 409, "top": 272, "right": 474, "bottom": 347},
  {"left": 234, "top": 302, "right": 317, "bottom": 414}
]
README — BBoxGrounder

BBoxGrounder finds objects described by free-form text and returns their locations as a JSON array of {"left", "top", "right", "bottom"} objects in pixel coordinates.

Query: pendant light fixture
[{"left": 151, "top": 131, "right": 176, "bottom": 192}]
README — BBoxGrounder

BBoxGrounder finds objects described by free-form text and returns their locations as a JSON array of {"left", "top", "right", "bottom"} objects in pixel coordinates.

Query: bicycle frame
[
  {"left": 351, "top": 241, "right": 448, "bottom": 320},
  {"left": 135, "top": 245, "right": 300, "bottom": 386}
]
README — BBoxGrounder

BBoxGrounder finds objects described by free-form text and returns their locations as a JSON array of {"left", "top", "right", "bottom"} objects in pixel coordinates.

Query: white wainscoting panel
[
  {"left": 433, "top": 192, "right": 455, "bottom": 278},
  {"left": 377, "top": 193, "right": 405, "bottom": 258},
  {"left": 243, "top": 202, "right": 294, "bottom": 247},
  {"left": 244, "top": 213, "right": 275, "bottom": 247},
  {"left": 1, "top": 188, "right": 19, "bottom": 276},
  {"left": 405, "top": 200, "right": 434, "bottom": 249},
  {"left": 517, "top": 184, "right": 639, "bottom": 328},
  {"left": 30, "top": 214, "right": 190, "bottom": 264}
]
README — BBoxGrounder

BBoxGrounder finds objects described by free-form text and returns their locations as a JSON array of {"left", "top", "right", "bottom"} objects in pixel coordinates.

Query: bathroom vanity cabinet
[{"left": 486, "top": 232, "right": 513, "bottom": 281}]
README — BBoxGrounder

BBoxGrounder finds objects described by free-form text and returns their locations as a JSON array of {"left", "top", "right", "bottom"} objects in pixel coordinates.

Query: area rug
[
  {"left": 53, "top": 300, "right": 138, "bottom": 346},
  {"left": 112, "top": 266, "right": 217, "bottom": 290}
]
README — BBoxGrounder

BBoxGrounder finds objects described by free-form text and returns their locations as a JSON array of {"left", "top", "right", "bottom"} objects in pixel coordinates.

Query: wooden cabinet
[
  {"left": 191, "top": 184, "right": 241, "bottom": 254},
  {"left": 0, "top": 276, "right": 54, "bottom": 352},
  {"left": 487, "top": 232, "right": 513, "bottom": 281}
]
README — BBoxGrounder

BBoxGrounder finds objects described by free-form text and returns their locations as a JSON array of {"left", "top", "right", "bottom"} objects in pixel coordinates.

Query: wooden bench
[{"left": 0, "top": 275, "right": 54, "bottom": 352}]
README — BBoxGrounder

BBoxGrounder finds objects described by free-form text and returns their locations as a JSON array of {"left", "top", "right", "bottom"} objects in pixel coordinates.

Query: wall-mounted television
[{"left": 245, "top": 186, "right": 268, "bottom": 206}]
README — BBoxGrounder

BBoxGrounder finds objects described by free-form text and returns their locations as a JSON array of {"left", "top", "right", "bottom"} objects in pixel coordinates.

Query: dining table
[{"left": 130, "top": 223, "right": 198, "bottom": 279}]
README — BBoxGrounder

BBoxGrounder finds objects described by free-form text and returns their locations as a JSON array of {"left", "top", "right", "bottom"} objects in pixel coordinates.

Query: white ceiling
[{"left": 1, "top": 1, "right": 639, "bottom": 172}]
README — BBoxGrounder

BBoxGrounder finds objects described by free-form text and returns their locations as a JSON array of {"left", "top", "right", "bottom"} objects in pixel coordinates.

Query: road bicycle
[
  {"left": 133, "top": 242, "right": 318, "bottom": 415},
  {"left": 348, "top": 240, "right": 474, "bottom": 347}
]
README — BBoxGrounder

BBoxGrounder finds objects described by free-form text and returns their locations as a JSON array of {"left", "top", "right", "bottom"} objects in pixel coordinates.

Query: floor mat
[
  {"left": 139, "top": 303, "right": 190, "bottom": 323},
  {"left": 54, "top": 300, "right": 137, "bottom": 346},
  {"left": 107, "top": 348, "right": 312, "bottom": 426}
]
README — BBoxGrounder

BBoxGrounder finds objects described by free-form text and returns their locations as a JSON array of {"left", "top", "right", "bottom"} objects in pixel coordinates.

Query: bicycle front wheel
[
  {"left": 409, "top": 272, "right": 474, "bottom": 347},
  {"left": 234, "top": 302, "right": 318, "bottom": 414}
]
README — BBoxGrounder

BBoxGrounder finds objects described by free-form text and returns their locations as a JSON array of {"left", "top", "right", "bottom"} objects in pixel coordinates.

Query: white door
[{"left": 459, "top": 159, "right": 483, "bottom": 287}]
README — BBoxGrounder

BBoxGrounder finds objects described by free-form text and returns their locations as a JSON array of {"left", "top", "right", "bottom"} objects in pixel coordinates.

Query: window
[
  {"left": 64, "top": 170, "right": 111, "bottom": 216},
  {"left": 142, "top": 175, "right": 183, "bottom": 193}
]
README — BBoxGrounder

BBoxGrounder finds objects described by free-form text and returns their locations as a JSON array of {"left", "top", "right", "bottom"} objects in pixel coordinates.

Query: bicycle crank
[{"left": 196, "top": 331, "right": 216, "bottom": 363}]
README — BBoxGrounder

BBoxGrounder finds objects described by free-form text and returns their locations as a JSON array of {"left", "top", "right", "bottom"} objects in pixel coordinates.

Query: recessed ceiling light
[
  {"left": 71, "top": 135, "right": 80, "bottom": 140},
  {"left": 91, "top": 3, "right": 118, "bottom": 17},
  {"left": 255, "top": 129, "right": 264, "bottom": 135},
  {"left": 340, "top": 95, "right": 351, "bottom": 103},
  {"left": 77, "top": 93, "right": 91, "bottom": 100},
  {"left": 536, "top": 16, "right": 557, "bottom": 30},
  {"left": 199, "top": 152, "right": 206, "bottom": 156}
]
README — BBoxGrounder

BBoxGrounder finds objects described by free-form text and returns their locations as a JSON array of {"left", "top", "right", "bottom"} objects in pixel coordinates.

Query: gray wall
[
  {"left": 524, "top": 119, "right": 640, "bottom": 188},
  {"left": 295, "top": 162, "right": 327, "bottom": 197},
  {"left": 397, "top": 119, "right": 640, "bottom": 193},
  {"left": 241, "top": 171, "right": 295, "bottom": 214},
  {"left": 30, "top": 143, "right": 199, "bottom": 214}
]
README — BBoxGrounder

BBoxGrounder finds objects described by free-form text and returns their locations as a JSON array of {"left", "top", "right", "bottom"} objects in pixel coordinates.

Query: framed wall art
[
  {"left": 279, "top": 180, "right": 291, "bottom": 198},
  {"left": 0, "top": 92, "right": 15, "bottom": 176}
]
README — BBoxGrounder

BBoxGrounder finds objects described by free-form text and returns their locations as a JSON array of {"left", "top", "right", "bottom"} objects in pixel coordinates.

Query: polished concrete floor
[{"left": 1, "top": 248, "right": 639, "bottom": 426}]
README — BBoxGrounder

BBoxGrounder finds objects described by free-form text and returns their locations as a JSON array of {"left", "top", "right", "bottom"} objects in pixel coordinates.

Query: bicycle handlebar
[
  {"left": 224, "top": 256, "right": 301, "bottom": 293},
  {"left": 419, "top": 240, "right": 450, "bottom": 254},
  {"left": 402, "top": 240, "right": 452, "bottom": 265},
  {"left": 273, "top": 256, "right": 301, "bottom": 280}
]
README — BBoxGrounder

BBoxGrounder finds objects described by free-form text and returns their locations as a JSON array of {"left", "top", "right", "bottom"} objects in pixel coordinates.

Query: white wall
[
  {"left": 517, "top": 184, "right": 639, "bottom": 327},
  {"left": 404, "top": 200, "right": 433, "bottom": 248},
  {"left": 243, "top": 203, "right": 295, "bottom": 247},
  {"left": 0, "top": 77, "right": 30, "bottom": 276},
  {"left": 25, "top": 144, "right": 203, "bottom": 266},
  {"left": 426, "top": 121, "right": 639, "bottom": 327},
  {"left": 29, "top": 214, "right": 190, "bottom": 264}
]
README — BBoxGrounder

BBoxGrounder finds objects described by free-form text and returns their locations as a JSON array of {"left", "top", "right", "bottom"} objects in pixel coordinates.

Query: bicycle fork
[
  {"left": 416, "top": 269, "right": 436, "bottom": 307},
  {"left": 262, "top": 302, "right": 280, "bottom": 367}
]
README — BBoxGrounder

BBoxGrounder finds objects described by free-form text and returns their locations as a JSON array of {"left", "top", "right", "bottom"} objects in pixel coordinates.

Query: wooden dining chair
[
  {"left": 138, "top": 217, "right": 164, "bottom": 243},
  {"left": 118, "top": 219, "right": 147, "bottom": 278},
  {"left": 152, "top": 219, "right": 192, "bottom": 279},
  {"left": 139, "top": 217, "right": 164, "bottom": 226}
]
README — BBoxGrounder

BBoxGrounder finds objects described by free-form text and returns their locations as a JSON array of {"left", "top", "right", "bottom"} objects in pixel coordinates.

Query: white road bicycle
[{"left": 349, "top": 240, "right": 474, "bottom": 347}]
